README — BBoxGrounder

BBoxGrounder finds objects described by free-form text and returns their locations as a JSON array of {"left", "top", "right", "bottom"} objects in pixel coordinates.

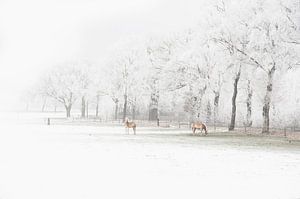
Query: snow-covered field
[{"left": 0, "top": 123, "right": 300, "bottom": 199}]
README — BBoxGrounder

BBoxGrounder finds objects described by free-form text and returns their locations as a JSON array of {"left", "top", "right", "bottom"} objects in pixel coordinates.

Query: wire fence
[
  {"left": 42, "top": 116, "right": 300, "bottom": 134},
  {"left": 9, "top": 112, "right": 300, "bottom": 138}
]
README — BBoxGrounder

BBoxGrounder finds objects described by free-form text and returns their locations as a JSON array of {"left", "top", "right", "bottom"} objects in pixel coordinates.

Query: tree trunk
[
  {"left": 114, "top": 101, "right": 119, "bottom": 120},
  {"left": 262, "top": 64, "right": 275, "bottom": 133},
  {"left": 229, "top": 66, "right": 241, "bottom": 131},
  {"left": 95, "top": 95, "right": 99, "bottom": 117},
  {"left": 65, "top": 92, "right": 73, "bottom": 118},
  {"left": 81, "top": 96, "right": 86, "bottom": 118},
  {"left": 206, "top": 101, "right": 212, "bottom": 124},
  {"left": 132, "top": 107, "right": 136, "bottom": 120},
  {"left": 41, "top": 97, "right": 47, "bottom": 112},
  {"left": 148, "top": 105, "right": 151, "bottom": 121},
  {"left": 132, "top": 97, "right": 136, "bottom": 120},
  {"left": 213, "top": 91, "right": 220, "bottom": 131},
  {"left": 149, "top": 91, "right": 159, "bottom": 121},
  {"left": 65, "top": 104, "right": 72, "bottom": 118},
  {"left": 123, "top": 94, "right": 127, "bottom": 122},
  {"left": 246, "top": 80, "right": 253, "bottom": 127},
  {"left": 86, "top": 100, "right": 89, "bottom": 118}
]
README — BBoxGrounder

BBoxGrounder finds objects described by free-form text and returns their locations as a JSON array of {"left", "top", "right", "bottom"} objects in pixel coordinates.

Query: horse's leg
[
  {"left": 192, "top": 127, "right": 195, "bottom": 135},
  {"left": 133, "top": 127, "right": 136, "bottom": 135}
]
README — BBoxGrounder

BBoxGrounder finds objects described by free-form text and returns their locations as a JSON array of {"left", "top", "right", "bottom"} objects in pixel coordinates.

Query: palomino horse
[
  {"left": 124, "top": 118, "right": 136, "bottom": 135},
  {"left": 191, "top": 121, "right": 208, "bottom": 135}
]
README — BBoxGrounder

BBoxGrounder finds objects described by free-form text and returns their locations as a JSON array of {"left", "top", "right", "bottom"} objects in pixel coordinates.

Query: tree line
[{"left": 27, "top": 0, "right": 300, "bottom": 133}]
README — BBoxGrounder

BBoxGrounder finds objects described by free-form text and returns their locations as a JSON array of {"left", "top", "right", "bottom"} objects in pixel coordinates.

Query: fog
[{"left": 0, "top": 0, "right": 207, "bottom": 111}]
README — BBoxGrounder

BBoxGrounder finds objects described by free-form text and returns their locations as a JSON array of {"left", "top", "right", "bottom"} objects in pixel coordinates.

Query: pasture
[{"left": 0, "top": 122, "right": 299, "bottom": 199}]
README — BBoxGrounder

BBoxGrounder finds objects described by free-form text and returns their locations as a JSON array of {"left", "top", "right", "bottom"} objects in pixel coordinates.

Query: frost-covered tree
[
  {"left": 76, "top": 62, "right": 93, "bottom": 118},
  {"left": 208, "top": 0, "right": 254, "bottom": 130},
  {"left": 248, "top": 0, "right": 300, "bottom": 133},
  {"left": 106, "top": 39, "right": 147, "bottom": 121},
  {"left": 210, "top": 0, "right": 300, "bottom": 132},
  {"left": 90, "top": 70, "right": 108, "bottom": 118},
  {"left": 39, "top": 63, "right": 89, "bottom": 118},
  {"left": 204, "top": 45, "right": 227, "bottom": 128},
  {"left": 32, "top": 0, "right": 300, "bottom": 130},
  {"left": 145, "top": 35, "right": 180, "bottom": 121},
  {"left": 105, "top": 65, "right": 122, "bottom": 120}
]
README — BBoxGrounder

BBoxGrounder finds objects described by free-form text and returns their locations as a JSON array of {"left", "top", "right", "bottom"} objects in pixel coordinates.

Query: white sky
[{"left": 0, "top": 0, "right": 207, "bottom": 111}]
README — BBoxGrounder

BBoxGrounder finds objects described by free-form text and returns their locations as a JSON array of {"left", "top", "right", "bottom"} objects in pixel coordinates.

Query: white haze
[{"left": 0, "top": 0, "right": 208, "bottom": 111}]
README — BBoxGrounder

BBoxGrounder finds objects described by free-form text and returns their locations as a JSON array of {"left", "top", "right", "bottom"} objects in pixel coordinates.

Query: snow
[{"left": 0, "top": 123, "right": 299, "bottom": 199}]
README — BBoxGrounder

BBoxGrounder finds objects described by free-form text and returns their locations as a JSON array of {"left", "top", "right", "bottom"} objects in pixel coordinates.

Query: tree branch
[{"left": 215, "top": 38, "right": 268, "bottom": 73}]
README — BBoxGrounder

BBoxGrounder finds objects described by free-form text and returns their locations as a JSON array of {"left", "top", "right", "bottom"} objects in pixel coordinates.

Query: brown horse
[
  {"left": 191, "top": 122, "right": 207, "bottom": 135},
  {"left": 125, "top": 118, "right": 136, "bottom": 135}
]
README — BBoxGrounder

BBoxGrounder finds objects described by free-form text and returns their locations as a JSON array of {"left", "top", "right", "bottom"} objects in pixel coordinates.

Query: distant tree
[
  {"left": 145, "top": 36, "right": 179, "bottom": 121},
  {"left": 77, "top": 62, "right": 92, "bottom": 118},
  {"left": 39, "top": 63, "right": 88, "bottom": 118},
  {"left": 106, "top": 39, "right": 146, "bottom": 121}
]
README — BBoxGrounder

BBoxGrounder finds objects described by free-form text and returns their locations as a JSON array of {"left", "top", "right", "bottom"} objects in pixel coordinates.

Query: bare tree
[
  {"left": 245, "top": 79, "right": 253, "bottom": 127},
  {"left": 213, "top": 0, "right": 299, "bottom": 133},
  {"left": 228, "top": 65, "right": 241, "bottom": 131},
  {"left": 39, "top": 63, "right": 87, "bottom": 118}
]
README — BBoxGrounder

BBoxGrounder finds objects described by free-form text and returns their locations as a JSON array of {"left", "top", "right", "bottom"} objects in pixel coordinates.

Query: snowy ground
[{"left": 0, "top": 123, "right": 300, "bottom": 199}]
